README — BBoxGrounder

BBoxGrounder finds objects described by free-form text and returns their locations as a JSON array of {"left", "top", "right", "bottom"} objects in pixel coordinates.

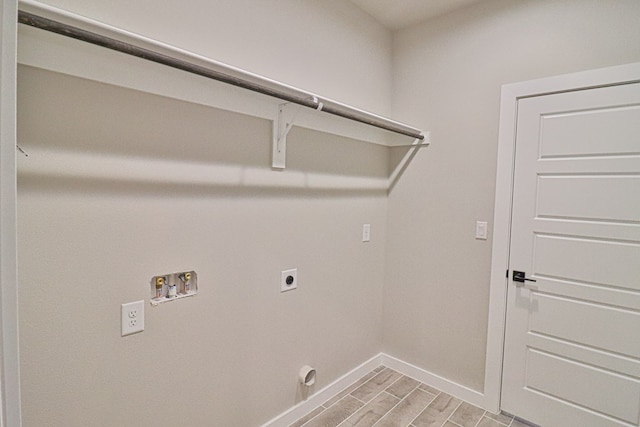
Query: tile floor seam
[
  {"left": 300, "top": 394, "right": 362, "bottom": 427},
  {"left": 336, "top": 370, "right": 382, "bottom": 400},
  {"left": 472, "top": 412, "right": 487, "bottom": 427},
  {"left": 367, "top": 384, "right": 423, "bottom": 427},
  {"left": 381, "top": 374, "right": 407, "bottom": 398},
  {"left": 447, "top": 420, "right": 465, "bottom": 427},
  {"left": 383, "top": 390, "right": 401, "bottom": 398},
  {"left": 442, "top": 399, "right": 464, "bottom": 427},
  {"left": 327, "top": 370, "right": 381, "bottom": 407},
  {"left": 366, "top": 394, "right": 409, "bottom": 427},
  {"left": 387, "top": 380, "right": 420, "bottom": 401},
  {"left": 332, "top": 392, "right": 385, "bottom": 427},
  {"left": 350, "top": 394, "right": 368, "bottom": 405},
  {"left": 343, "top": 370, "right": 405, "bottom": 418},
  {"left": 492, "top": 416, "right": 509, "bottom": 426},
  {"left": 404, "top": 389, "right": 440, "bottom": 427},
  {"left": 348, "top": 368, "right": 399, "bottom": 405},
  {"left": 486, "top": 411, "right": 514, "bottom": 427},
  {"left": 296, "top": 405, "right": 329, "bottom": 427},
  {"left": 333, "top": 388, "right": 401, "bottom": 427}
]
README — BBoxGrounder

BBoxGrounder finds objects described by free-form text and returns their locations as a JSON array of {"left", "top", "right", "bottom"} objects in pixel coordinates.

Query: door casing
[
  {"left": 484, "top": 61, "right": 640, "bottom": 414},
  {"left": 0, "top": 1, "right": 20, "bottom": 426}
]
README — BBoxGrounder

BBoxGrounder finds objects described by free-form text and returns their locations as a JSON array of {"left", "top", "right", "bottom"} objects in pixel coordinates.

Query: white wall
[
  {"left": 16, "top": 1, "right": 393, "bottom": 426},
  {"left": 385, "top": 0, "right": 640, "bottom": 392}
]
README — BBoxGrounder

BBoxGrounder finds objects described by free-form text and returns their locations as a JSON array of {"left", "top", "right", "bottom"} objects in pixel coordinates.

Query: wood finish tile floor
[{"left": 289, "top": 367, "right": 530, "bottom": 427}]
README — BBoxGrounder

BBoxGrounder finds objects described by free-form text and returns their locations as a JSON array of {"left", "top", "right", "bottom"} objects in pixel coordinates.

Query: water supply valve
[{"left": 150, "top": 271, "right": 198, "bottom": 305}]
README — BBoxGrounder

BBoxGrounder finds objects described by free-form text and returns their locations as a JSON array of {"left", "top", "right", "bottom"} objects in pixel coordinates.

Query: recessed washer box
[{"left": 150, "top": 270, "right": 198, "bottom": 305}]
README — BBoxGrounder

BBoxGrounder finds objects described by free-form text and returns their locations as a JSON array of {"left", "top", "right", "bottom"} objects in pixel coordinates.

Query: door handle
[{"left": 512, "top": 270, "right": 537, "bottom": 283}]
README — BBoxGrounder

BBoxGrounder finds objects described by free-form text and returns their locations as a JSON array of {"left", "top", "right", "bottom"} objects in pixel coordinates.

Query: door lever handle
[{"left": 512, "top": 270, "right": 537, "bottom": 283}]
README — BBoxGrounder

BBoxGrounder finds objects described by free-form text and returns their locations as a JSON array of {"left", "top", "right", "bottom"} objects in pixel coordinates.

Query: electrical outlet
[
  {"left": 281, "top": 268, "right": 298, "bottom": 292},
  {"left": 121, "top": 300, "right": 145, "bottom": 336}
]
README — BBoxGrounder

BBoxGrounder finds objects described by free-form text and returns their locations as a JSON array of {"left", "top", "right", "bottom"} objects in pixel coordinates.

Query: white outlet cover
[
  {"left": 121, "top": 300, "right": 145, "bottom": 336},
  {"left": 281, "top": 269, "right": 298, "bottom": 292}
]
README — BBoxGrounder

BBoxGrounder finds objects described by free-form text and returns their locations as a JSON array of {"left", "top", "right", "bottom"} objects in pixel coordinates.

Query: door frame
[
  {"left": 0, "top": 0, "right": 20, "bottom": 426},
  {"left": 484, "top": 61, "right": 640, "bottom": 414}
]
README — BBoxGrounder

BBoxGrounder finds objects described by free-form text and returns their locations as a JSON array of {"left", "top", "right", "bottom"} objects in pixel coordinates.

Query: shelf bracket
[{"left": 272, "top": 102, "right": 304, "bottom": 169}]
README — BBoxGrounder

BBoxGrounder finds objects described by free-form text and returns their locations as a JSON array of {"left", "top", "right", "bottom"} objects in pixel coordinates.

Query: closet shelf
[{"left": 17, "top": 0, "right": 429, "bottom": 169}]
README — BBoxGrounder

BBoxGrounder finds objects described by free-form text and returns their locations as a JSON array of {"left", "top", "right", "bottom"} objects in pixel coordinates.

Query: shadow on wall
[{"left": 17, "top": 65, "right": 417, "bottom": 197}]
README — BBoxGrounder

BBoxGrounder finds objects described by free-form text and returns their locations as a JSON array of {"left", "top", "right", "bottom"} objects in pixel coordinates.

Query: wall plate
[
  {"left": 281, "top": 269, "right": 298, "bottom": 292},
  {"left": 121, "top": 300, "right": 145, "bottom": 336}
]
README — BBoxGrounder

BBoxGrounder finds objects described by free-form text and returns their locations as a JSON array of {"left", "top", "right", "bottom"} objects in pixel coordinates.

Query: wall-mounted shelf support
[{"left": 272, "top": 102, "right": 305, "bottom": 169}]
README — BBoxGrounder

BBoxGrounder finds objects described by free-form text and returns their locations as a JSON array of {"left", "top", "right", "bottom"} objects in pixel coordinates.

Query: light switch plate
[
  {"left": 121, "top": 300, "right": 145, "bottom": 336},
  {"left": 475, "top": 221, "right": 488, "bottom": 240},
  {"left": 362, "top": 224, "right": 371, "bottom": 242}
]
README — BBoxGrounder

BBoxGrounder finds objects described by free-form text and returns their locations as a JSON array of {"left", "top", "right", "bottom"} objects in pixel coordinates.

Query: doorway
[{"left": 485, "top": 62, "right": 640, "bottom": 426}]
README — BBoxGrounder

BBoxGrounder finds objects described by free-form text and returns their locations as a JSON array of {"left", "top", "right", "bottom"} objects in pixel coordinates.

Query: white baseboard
[
  {"left": 380, "top": 353, "right": 486, "bottom": 409},
  {"left": 259, "top": 354, "right": 384, "bottom": 427},
  {"left": 261, "top": 352, "right": 489, "bottom": 427}
]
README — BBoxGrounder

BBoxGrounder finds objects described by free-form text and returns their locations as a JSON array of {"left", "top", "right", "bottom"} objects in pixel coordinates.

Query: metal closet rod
[{"left": 17, "top": 7, "right": 425, "bottom": 141}]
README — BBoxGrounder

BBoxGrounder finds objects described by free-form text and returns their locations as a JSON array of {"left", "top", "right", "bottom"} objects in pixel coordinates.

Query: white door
[{"left": 501, "top": 82, "right": 640, "bottom": 426}]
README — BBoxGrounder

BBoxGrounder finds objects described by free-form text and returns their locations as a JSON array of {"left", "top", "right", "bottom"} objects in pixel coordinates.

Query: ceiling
[{"left": 350, "top": 0, "right": 485, "bottom": 30}]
